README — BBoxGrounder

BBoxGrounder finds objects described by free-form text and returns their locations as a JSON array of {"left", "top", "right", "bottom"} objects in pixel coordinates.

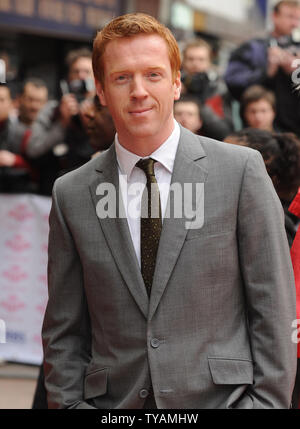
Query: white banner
[{"left": 0, "top": 194, "right": 51, "bottom": 365}]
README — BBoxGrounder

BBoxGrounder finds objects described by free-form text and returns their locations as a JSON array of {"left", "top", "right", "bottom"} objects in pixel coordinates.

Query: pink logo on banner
[
  {"left": 38, "top": 274, "right": 47, "bottom": 285},
  {"left": 35, "top": 301, "right": 47, "bottom": 315},
  {"left": 33, "top": 334, "right": 42, "bottom": 345},
  {"left": 41, "top": 244, "right": 48, "bottom": 254},
  {"left": 0, "top": 295, "right": 26, "bottom": 312},
  {"left": 2, "top": 265, "right": 28, "bottom": 282},
  {"left": 5, "top": 235, "right": 31, "bottom": 252},
  {"left": 8, "top": 204, "right": 34, "bottom": 222}
]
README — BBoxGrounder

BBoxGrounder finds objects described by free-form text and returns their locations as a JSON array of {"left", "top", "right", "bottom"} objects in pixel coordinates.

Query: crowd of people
[
  {"left": 1, "top": 2, "right": 300, "bottom": 199},
  {"left": 0, "top": 0, "right": 300, "bottom": 409}
]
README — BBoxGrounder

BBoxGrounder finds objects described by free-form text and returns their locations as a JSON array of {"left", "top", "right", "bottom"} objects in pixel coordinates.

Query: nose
[{"left": 130, "top": 75, "right": 148, "bottom": 100}]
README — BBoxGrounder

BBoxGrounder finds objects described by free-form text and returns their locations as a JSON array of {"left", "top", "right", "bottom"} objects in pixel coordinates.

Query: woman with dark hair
[{"left": 225, "top": 128, "right": 300, "bottom": 246}]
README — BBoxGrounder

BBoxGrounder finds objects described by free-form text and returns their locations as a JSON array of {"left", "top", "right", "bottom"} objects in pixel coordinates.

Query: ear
[
  {"left": 173, "top": 71, "right": 181, "bottom": 101},
  {"left": 95, "top": 78, "right": 107, "bottom": 107}
]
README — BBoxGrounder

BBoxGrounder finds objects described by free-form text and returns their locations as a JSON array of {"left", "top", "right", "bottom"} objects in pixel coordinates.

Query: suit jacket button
[
  {"left": 139, "top": 389, "right": 149, "bottom": 398},
  {"left": 151, "top": 338, "right": 160, "bottom": 348}
]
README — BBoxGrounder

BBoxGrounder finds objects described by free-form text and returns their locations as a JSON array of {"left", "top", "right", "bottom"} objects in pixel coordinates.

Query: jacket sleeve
[
  {"left": 236, "top": 150, "right": 297, "bottom": 408},
  {"left": 291, "top": 232, "right": 300, "bottom": 358},
  {"left": 42, "top": 179, "right": 95, "bottom": 409},
  {"left": 224, "top": 40, "right": 270, "bottom": 100},
  {"left": 200, "top": 104, "right": 234, "bottom": 140},
  {"left": 25, "top": 101, "right": 65, "bottom": 159}
]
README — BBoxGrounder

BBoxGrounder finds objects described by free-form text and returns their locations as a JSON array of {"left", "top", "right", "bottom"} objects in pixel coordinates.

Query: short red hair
[{"left": 92, "top": 13, "right": 181, "bottom": 86}]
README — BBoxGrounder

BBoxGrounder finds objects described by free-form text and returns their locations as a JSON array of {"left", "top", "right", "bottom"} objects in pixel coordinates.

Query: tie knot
[{"left": 136, "top": 158, "right": 156, "bottom": 178}]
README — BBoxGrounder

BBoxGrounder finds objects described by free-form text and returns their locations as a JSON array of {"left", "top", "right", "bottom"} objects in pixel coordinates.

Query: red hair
[{"left": 92, "top": 13, "right": 181, "bottom": 86}]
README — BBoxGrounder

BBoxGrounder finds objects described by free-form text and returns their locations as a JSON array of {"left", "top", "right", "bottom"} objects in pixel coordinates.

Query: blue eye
[
  {"left": 148, "top": 72, "right": 160, "bottom": 80},
  {"left": 115, "top": 75, "right": 129, "bottom": 83}
]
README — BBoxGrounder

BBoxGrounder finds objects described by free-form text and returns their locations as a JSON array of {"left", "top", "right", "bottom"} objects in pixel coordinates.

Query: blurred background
[{"left": 0, "top": 0, "right": 279, "bottom": 99}]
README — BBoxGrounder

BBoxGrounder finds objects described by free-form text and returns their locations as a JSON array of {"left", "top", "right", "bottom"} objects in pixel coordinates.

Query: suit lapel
[
  {"left": 148, "top": 128, "right": 208, "bottom": 321},
  {"left": 89, "top": 145, "right": 149, "bottom": 319}
]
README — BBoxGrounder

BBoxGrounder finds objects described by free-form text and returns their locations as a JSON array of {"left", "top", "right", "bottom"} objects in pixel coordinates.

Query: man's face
[
  {"left": 244, "top": 99, "right": 275, "bottom": 131},
  {"left": 273, "top": 5, "right": 300, "bottom": 36},
  {"left": 19, "top": 83, "right": 48, "bottom": 124},
  {"left": 68, "top": 57, "right": 93, "bottom": 82},
  {"left": 174, "top": 101, "right": 202, "bottom": 133},
  {"left": 96, "top": 34, "right": 181, "bottom": 151},
  {"left": 0, "top": 86, "right": 12, "bottom": 122},
  {"left": 183, "top": 46, "right": 211, "bottom": 75}
]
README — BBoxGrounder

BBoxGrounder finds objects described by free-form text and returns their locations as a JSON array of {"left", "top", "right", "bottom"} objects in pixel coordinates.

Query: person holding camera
[
  {"left": 225, "top": 0, "right": 300, "bottom": 136},
  {"left": 0, "top": 82, "right": 43, "bottom": 193},
  {"left": 59, "top": 48, "right": 95, "bottom": 128},
  {"left": 181, "top": 38, "right": 234, "bottom": 140},
  {"left": 24, "top": 48, "right": 96, "bottom": 195}
]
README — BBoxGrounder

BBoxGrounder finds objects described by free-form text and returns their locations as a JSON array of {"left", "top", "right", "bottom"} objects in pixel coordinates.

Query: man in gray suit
[{"left": 42, "top": 13, "right": 297, "bottom": 409}]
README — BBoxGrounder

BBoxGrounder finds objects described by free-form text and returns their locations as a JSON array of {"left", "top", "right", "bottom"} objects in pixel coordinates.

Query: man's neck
[
  {"left": 271, "top": 29, "right": 291, "bottom": 40},
  {"left": 18, "top": 113, "right": 33, "bottom": 127},
  {"left": 117, "top": 123, "right": 175, "bottom": 157},
  {"left": 118, "top": 140, "right": 164, "bottom": 157}
]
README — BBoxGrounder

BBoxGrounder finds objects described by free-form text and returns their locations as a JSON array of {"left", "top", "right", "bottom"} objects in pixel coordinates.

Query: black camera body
[
  {"left": 59, "top": 78, "right": 94, "bottom": 103},
  {"left": 181, "top": 72, "right": 210, "bottom": 103}
]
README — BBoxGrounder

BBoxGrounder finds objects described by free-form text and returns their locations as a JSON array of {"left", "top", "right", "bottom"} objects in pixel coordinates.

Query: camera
[
  {"left": 59, "top": 78, "right": 95, "bottom": 103},
  {"left": 181, "top": 72, "right": 210, "bottom": 102}
]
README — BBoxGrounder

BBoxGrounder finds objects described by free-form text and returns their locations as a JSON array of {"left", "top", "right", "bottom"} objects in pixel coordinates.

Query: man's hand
[
  {"left": 268, "top": 46, "right": 300, "bottom": 76},
  {"left": 267, "top": 46, "right": 284, "bottom": 77},
  {"left": 280, "top": 51, "right": 300, "bottom": 75},
  {"left": 59, "top": 94, "right": 80, "bottom": 127},
  {"left": 79, "top": 98, "right": 94, "bottom": 130},
  {"left": 0, "top": 150, "right": 17, "bottom": 167}
]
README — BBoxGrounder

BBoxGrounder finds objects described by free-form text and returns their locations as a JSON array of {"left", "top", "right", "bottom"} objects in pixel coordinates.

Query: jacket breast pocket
[
  {"left": 185, "top": 228, "right": 234, "bottom": 242},
  {"left": 84, "top": 367, "right": 109, "bottom": 400},
  {"left": 208, "top": 357, "right": 254, "bottom": 385}
]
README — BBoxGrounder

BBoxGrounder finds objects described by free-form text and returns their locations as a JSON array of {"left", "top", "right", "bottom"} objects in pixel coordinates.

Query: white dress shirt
[{"left": 115, "top": 120, "right": 180, "bottom": 266}]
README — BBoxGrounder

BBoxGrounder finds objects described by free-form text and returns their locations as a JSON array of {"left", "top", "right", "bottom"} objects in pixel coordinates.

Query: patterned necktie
[{"left": 136, "top": 158, "right": 162, "bottom": 296}]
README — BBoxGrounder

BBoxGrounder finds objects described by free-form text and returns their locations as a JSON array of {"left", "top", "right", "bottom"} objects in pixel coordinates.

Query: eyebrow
[{"left": 109, "top": 65, "right": 167, "bottom": 76}]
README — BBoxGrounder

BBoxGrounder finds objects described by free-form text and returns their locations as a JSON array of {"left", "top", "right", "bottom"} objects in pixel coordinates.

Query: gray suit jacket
[{"left": 42, "top": 126, "right": 297, "bottom": 409}]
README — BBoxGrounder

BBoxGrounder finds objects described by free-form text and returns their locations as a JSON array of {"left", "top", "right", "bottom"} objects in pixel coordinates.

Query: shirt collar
[{"left": 115, "top": 120, "right": 180, "bottom": 179}]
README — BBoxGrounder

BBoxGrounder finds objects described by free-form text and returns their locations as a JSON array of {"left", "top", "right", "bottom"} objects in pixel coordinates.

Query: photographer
[
  {"left": 0, "top": 83, "right": 38, "bottom": 193},
  {"left": 181, "top": 39, "right": 234, "bottom": 140},
  {"left": 225, "top": 0, "right": 300, "bottom": 136},
  {"left": 25, "top": 48, "right": 96, "bottom": 195}
]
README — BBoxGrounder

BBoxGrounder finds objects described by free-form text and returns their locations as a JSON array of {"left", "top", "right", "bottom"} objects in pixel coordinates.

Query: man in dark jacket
[
  {"left": 24, "top": 49, "right": 96, "bottom": 195},
  {"left": 225, "top": 0, "right": 300, "bottom": 136},
  {"left": 181, "top": 38, "right": 234, "bottom": 140},
  {"left": 0, "top": 84, "right": 37, "bottom": 193}
]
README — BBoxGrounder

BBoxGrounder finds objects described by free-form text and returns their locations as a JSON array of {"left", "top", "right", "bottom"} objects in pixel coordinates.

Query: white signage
[{"left": 0, "top": 194, "right": 51, "bottom": 365}]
